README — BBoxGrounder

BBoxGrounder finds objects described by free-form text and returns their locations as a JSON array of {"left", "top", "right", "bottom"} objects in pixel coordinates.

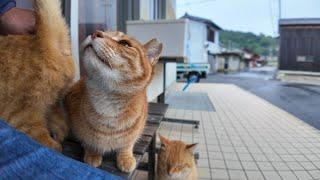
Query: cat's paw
[
  {"left": 50, "top": 130, "right": 66, "bottom": 143},
  {"left": 84, "top": 153, "right": 103, "bottom": 167},
  {"left": 48, "top": 111, "right": 69, "bottom": 143},
  {"left": 117, "top": 155, "right": 136, "bottom": 173},
  {"left": 41, "top": 137, "right": 62, "bottom": 152}
]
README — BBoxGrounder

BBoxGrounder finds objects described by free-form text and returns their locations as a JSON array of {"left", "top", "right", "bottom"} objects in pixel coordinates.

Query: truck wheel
[
  {"left": 186, "top": 74, "right": 191, "bottom": 82},
  {"left": 187, "top": 73, "right": 200, "bottom": 83},
  {"left": 201, "top": 72, "right": 207, "bottom": 78},
  {"left": 195, "top": 75, "right": 200, "bottom": 83}
]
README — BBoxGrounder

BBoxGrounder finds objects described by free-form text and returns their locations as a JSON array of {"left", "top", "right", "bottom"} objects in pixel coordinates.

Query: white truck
[{"left": 127, "top": 16, "right": 221, "bottom": 83}]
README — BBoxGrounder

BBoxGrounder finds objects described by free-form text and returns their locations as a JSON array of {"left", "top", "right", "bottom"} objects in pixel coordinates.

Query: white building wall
[
  {"left": 127, "top": 20, "right": 180, "bottom": 101},
  {"left": 186, "top": 20, "right": 208, "bottom": 64},
  {"left": 217, "top": 57, "right": 224, "bottom": 71},
  {"left": 127, "top": 20, "right": 187, "bottom": 58},
  {"left": 165, "top": 63, "right": 177, "bottom": 88},
  {"left": 229, "top": 57, "right": 240, "bottom": 71},
  {"left": 146, "top": 63, "right": 163, "bottom": 102},
  {"left": 215, "top": 31, "right": 220, "bottom": 47}
]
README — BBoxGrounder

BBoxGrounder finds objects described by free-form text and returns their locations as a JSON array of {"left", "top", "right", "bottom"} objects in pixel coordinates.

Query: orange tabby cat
[
  {"left": 64, "top": 31, "right": 162, "bottom": 172},
  {"left": 0, "top": 0, "right": 75, "bottom": 151},
  {"left": 157, "top": 135, "right": 198, "bottom": 180}
]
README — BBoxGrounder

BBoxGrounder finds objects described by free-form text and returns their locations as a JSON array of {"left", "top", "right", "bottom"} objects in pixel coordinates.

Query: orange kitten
[
  {"left": 157, "top": 135, "right": 198, "bottom": 180},
  {"left": 0, "top": 0, "right": 74, "bottom": 151},
  {"left": 64, "top": 31, "right": 162, "bottom": 172}
]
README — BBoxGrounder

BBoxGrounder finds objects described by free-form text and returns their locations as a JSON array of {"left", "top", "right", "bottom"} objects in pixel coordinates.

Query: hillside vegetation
[{"left": 220, "top": 30, "right": 278, "bottom": 56}]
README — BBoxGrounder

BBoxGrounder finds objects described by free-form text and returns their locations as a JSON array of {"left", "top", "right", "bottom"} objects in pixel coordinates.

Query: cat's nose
[{"left": 91, "top": 31, "right": 104, "bottom": 40}]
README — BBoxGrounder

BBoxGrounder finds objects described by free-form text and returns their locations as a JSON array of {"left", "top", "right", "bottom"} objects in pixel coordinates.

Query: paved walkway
[
  {"left": 203, "top": 73, "right": 320, "bottom": 131},
  {"left": 134, "top": 83, "right": 320, "bottom": 180}
]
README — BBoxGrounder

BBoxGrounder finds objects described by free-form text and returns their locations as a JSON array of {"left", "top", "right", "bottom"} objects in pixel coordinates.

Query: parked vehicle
[{"left": 177, "top": 63, "right": 210, "bottom": 82}]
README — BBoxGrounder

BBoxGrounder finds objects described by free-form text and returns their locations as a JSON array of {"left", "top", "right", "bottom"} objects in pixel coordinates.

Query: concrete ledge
[
  {"left": 277, "top": 70, "right": 320, "bottom": 85},
  {"left": 278, "top": 70, "right": 320, "bottom": 76}
]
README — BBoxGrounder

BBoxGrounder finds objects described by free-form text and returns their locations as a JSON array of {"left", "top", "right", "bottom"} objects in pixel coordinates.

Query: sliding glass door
[{"left": 78, "top": 0, "right": 117, "bottom": 42}]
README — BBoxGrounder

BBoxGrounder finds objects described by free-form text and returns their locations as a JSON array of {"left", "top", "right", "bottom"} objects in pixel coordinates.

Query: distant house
[
  {"left": 180, "top": 13, "right": 222, "bottom": 74},
  {"left": 181, "top": 13, "right": 222, "bottom": 53},
  {"left": 243, "top": 48, "right": 261, "bottom": 68},
  {"left": 279, "top": 18, "right": 320, "bottom": 72},
  {"left": 213, "top": 51, "right": 245, "bottom": 73}
]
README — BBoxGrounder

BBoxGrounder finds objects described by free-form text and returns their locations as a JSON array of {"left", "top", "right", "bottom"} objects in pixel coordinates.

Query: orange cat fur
[
  {"left": 0, "top": 0, "right": 75, "bottom": 151},
  {"left": 65, "top": 31, "right": 162, "bottom": 172},
  {"left": 157, "top": 135, "right": 198, "bottom": 180}
]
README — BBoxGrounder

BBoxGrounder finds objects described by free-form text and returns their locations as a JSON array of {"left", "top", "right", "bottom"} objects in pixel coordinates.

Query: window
[
  {"left": 79, "top": 0, "right": 117, "bottom": 41},
  {"left": 140, "top": 0, "right": 170, "bottom": 20},
  {"left": 207, "top": 28, "right": 215, "bottom": 43},
  {"left": 140, "top": 0, "right": 155, "bottom": 20},
  {"left": 297, "top": 55, "right": 314, "bottom": 62}
]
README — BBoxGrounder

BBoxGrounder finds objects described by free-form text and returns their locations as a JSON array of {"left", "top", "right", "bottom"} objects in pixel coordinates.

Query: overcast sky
[{"left": 176, "top": 0, "right": 320, "bottom": 37}]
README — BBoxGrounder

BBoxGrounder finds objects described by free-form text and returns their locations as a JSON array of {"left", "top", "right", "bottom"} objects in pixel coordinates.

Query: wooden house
[{"left": 279, "top": 18, "right": 320, "bottom": 72}]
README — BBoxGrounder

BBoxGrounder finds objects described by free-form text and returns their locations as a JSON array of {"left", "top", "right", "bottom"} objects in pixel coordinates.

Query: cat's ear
[
  {"left": 186, "top": 143, "right": 198, "bottom": 153},
  {"left": 144, "top": 39, "right": 163, "bottom": 66},
  {"left": 159, "top": 135, "right": 170, "bottom": 147}
]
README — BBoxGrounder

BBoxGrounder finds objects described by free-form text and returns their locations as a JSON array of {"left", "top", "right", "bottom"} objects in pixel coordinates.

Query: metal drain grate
[{"left": 165, "top": 92, "right": 215, "bottom": 111}]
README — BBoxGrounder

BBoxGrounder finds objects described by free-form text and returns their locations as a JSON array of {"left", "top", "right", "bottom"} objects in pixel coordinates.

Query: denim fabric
[
  {"left": 0, "top": 120, "right": 122, "bottom": 180},
  {"left": 0, "top": 0, "right": 15, "bottom": 15}
]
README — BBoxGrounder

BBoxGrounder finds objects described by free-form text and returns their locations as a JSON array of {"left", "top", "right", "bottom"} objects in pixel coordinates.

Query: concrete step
[{"left": 277, "top": 70, "right": 320, "bottom": 85}]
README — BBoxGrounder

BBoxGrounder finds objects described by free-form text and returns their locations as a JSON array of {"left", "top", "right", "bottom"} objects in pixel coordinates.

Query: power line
[{"left": 268, "top": 0, "right": 277, "bottom": 36}]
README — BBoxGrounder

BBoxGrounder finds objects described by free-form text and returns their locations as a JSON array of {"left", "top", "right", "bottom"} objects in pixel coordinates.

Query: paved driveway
[{"left": 202, "top": 71, "right": 320, "bottom": 130}]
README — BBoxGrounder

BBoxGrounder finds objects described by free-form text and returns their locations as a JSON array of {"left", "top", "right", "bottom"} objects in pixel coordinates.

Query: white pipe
[{"left": 70, "top": 0, "right": 80, "bottom": 80}]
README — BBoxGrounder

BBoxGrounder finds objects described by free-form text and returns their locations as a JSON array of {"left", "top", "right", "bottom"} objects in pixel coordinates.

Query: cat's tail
[{"left": 34, "top": 0, "right": 71, "bottom": 55}]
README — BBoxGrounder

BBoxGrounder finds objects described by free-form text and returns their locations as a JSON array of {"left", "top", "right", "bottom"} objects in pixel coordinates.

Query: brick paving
[{"left": 133, "top": 83, "right": 320, "bottom": 180}]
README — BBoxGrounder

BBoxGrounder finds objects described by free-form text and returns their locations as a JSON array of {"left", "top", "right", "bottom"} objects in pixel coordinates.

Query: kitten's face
[
  {"left": 158, "top": 136, "right": 197, "bottom": 179},
  {"left": 81, "top": 31, "right": 162, "bottom": 93}
]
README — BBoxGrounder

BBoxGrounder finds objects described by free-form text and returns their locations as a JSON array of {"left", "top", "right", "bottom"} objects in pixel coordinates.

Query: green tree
[{"left": 220, "top": 30, "right": 278, "bottom": 56}]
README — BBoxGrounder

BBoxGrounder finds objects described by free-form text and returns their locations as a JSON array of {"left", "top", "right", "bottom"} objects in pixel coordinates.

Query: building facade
[
  {"left": 279, "top": 18, "right": 320, "bottom": 72},
  {"left": 214, "top": 52, "right": 245, "bottom": 73},
  {"left": 180, "top": 13, "right": 222, "bottom": 75}
]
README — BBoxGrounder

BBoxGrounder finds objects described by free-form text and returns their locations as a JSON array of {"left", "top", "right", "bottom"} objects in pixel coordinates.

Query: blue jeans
[{"left": 0, "top": 120, "right": 122, "bottom": 180}]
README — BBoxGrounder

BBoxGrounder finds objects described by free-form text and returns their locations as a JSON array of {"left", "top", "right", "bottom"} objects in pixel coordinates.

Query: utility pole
[
  {"left": 278, "top": 0, "right": 282, "bottom": 35},
  {"left": 279, "top": 0, "right": 282, "bottom": 19}
]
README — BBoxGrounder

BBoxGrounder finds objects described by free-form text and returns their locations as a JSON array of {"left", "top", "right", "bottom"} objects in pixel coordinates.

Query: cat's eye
[{"left": 118, "top": 40, "right": 132, "bottom": 47}]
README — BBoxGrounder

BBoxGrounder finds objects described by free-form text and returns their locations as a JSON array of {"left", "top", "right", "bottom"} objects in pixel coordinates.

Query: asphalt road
[{"left": 202, "top": 69, "right": 320, "bottom": 130}]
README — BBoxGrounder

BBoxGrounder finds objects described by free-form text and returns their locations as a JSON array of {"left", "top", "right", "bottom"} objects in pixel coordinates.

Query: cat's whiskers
[
  {"left": 107, "top": 46, "right": 116, "bottom": 57},
  {"left": 93, "top": 44, "right": 114, "bottom": 70},
  {"left": 104, "top": 47, "right": 116, "bottom": 70}
]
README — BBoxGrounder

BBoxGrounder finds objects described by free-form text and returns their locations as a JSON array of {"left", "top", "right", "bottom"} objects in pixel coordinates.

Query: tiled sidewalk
[
  {"left": 134, "top": 83, "right": 320, "bottom": 180},
  {"left": 160, "top": 84, "right": 320, "bottom": 180}
]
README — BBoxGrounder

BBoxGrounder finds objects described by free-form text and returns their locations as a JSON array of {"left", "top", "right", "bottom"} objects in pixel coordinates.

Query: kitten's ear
[
  {"left": 159, "top": 135, "right": 170, "bottom": 147},
  {"left": 144, "top": 39, "right": 163, "bottom": 66},
  {"left": 186, "top": 143, "right": 198, "bottom": 153}
]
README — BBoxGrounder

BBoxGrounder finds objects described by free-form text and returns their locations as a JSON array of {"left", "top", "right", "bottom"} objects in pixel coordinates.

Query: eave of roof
[
  {"left": 217, "top": 52, "right": 243, "bottom": 57},
  {"left": 180, "top": 13, "right": 223, "bottom": 30},
  {"left": 279, "top": 18, "right": 320, "bottom": 26}
]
